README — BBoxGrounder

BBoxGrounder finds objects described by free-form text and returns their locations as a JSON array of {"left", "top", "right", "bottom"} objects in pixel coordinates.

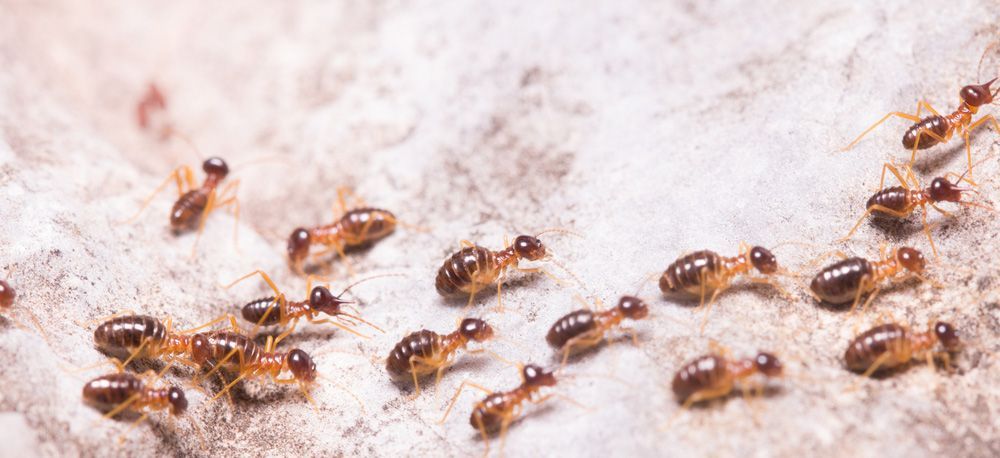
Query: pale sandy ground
[{"left": 0, "top": 1, "right": 998, "bottom": 457}]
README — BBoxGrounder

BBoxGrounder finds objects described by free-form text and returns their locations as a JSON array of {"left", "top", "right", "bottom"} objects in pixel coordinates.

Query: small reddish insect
[
  {"left": 808, "top": 245, "right": 929, "bottom": 313},
  {"left": 844, "top": 320, "right": 962, "bottom": 377},
  {"left": 135, "top": 82, "right": 173, "bottom": 140},
  {"left": 546, "top": 296, "right": 649, "bottom": 366},
  {"left": 440, "top": 364, "right": 577, "bottom": 455},
  {"left": 287, "top": 188, "right": 400, "bottom": 274},
  {"left": 0, "top": 277, "right": 46, "bottom": 338},
  {"left": 82, "top": 366, "right": 203, "bottom": 445},
  {"left": 92, "top": 313, "right": 209, "bottom": 369},
  {"left": 83, "top": 372, "right": 187, "bottom": 419},
  {"left": 223, "top": 270, "right": 386, "bottom": 343},
  {"left": 190, "top": 329, "right": 341, "bottom": 405},
  {"left": 843, "top": 73, "right": 1000, "bottom": 183},
  {"left": 842, "top": 161, "right": 994, "bottom": 256},
  {"left": 385, "top": 318, "right": 495, "bottom": 395},
  {"left": 659, "top": 243, "right": 789, "bottom": 332},
  {"left": 0, "top": 279, "right": 14, "bottom": 309},
  {"left": 123, "top": 156, "right": 241, "bottom": 256},
  {"left": 671, "top": 350, "right": 783, "bottom": 408},
  {"left": 435, "top": 230, "right": 577, "bottom": 311}
]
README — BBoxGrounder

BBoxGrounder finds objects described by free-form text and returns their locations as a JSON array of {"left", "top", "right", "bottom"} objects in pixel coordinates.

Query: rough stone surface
[{"left": 1, "top": 1, "right": 998, "bottom": 456}]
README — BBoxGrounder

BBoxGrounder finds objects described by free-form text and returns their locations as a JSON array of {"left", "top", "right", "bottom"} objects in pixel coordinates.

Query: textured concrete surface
[{"left": 1, "top": 1, "right": 999, "bottom": 456}]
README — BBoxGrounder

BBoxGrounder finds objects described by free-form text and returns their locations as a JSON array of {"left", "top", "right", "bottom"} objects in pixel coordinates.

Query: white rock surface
[{"left": 0, "top": 1, "right": 998, "bottom": 456}]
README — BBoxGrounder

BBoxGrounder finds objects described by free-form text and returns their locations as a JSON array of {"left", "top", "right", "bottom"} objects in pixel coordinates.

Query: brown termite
[
  {"left": 435, "top": 229, "right": 579, "bottom": 311},
  {"left": 222, "top": 270, "right": 388, "bottom": 344},
  {"left": 844, "top": 320, "right": 963, "bottom": 377},
  {"left": 92, "top": 313, "right": 216, "bottom": 369},
  {"left": 0, "top": 279, "right": 13, "bottom": 309},
  {"left": 82, "top": 361, "right": 204, "bottom": 446},
  {"left": 190, "top": 326, "right": 361, "bottom": 409},
  {"left": 123, "top": 156, "right": 241, "bottom": 256},
  {"left": 671, "top": 350, "right": 783, "bottom": 409},
  {"left": 385, "top": 318, "right": 495, "bottom": 395},
  {"left": 440, "top": 363, "right": 581, "bottom": 456},
  {"left": 842, "top": 71, "right": 1000, "bottom": 183},
  {"left": 135, "top": 82, "right": 172, "bottom": 140},
  {"left": 287, "top": 188, "right": 401, "bottom": 274},
  {"left": 659, "top": 242, "right": 791, "bottom": 333},
  {"left": 808, "top": 245, "right": 930, "bottom": 313},
  {"left": 0, "top": 276, "right": 47, "bottom": 339},
  {"left": 546, "top": 295, "right": 649, "bottom": 367},
  {"left": 83, "top": 372, "right": 187, "bottom": 421},
  {"left": 841, "top": 160, "right": 995, "bottom": 256}
]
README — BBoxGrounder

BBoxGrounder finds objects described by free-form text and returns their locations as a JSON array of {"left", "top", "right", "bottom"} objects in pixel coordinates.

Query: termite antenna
[
  {"left": 335, "top": 273, "right": 406, "bottom": 298},
  {"left": 543, "top": 251, "right": 589, "bottom": 296},
  {"left": 167, "top": 130, "right": 204, "bottom": 162},
  {"left": 534, "top": 227, "right": 584, "bottom": 239},
  {"left": 316, "top": 373, "right": 366, "bottom": 415}
]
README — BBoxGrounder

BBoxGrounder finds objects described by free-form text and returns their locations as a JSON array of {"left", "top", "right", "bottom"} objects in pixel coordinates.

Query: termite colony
[{"left": 4, "top": 46, "right": 999, "bottom": 455}]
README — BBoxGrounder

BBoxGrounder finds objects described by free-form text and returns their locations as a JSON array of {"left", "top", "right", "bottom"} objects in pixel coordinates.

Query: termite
[
  {"left": 844, "top": 320, "right": 962, "bottom": 377},
  {"left": 440, "top": 363, "right": 579, "bottom": 456},
  {"left": 287, "top": 188, "right": 400, "bottom": 274},
  {"left": 671, "top": 350, "right": 783, "bottom": 409},
  {"left": 223, "top": 270, "right": 387, "bottom": 343},
  {"left": 546, "top": 295, "right": 649, "bottom": 366},
  {"left": 82, "top": 364, "right": 203, "bottom": 446},
  {"left": 190, "top": 328, "right": 359, "bottom": 409},
  {"left": 0, "top": 273, "right": 50, "bottom": 341},
  {"left": 808, "top": 245, "right": 930, "bottom": 313},
  {"left": 841, "top": 160, "right": 994, "bottom": 256},
  {"left": 659, "top": 243, "right": 790, "bottom": 332},
  {"left": 92, "top": 314, "right": 202, "bottom": 368},
  {"left": 135, "top": 82, "right": 172, "bottom": 140},
  {"left": 123, "top": 156, "right": 240, "bottom": 256},
  {"left": 843, "top": 68, "right": 999, "bottom": 183},
  {"left": 435, "top": 230, "right": 579, "bottom": 311},
  {"left": 385, "top": 318, "right": 495, "bottom": 395}
]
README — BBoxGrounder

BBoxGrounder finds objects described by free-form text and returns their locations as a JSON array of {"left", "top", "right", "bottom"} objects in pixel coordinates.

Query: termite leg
[
  {"left": 559, "top": 333, "right": 606, "bottom": 369},
  {"left": 840, "top": 204, "right": 915, "bottom": 243},
  {"left": 271, "top": 318, "right": 299, "bottom": 347},
  {"left": 842, "top": 102, "right": 924, "bottom": 151},
  {"left": 438, "top": 380, "right": 492, "bottom": 424},
  {"left": 214, "top": 178, "right": 242, "bottom": 251},
  {"left": 907, "top": 127, "right": 949, "bottom": 171},
  {"left": 119, "top": 166, "right": 195, "bottom": 224},
  {"left": 960, "top": 114, "right": 1000, "bottom": 184},
  {"left": 697, "top": 285, "right": 724, "bottom": 335},
  {"left": 859, "top": 351, "right": 895, "bottom": 379},
  {"left": 189, "top": 188, "right": 218, "bottom": 259},
  {"left": 877, "top": 162, "right": 912, "bottom": 192}
]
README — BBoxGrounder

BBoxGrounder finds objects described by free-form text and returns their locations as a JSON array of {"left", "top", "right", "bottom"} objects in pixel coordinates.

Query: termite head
[
  {"left": 309, "top": 286, "right": 349, "bottom": 315},
  {"left": 754, "top": 352, "right": 783, "bottom": 377},
  {"left": 288, "top": 349, "right": 317, "bottom": 383},
  {"left": 202, "top": 157, "right": 229, "bottom": 178},
  {"left": 895, "top": 246, "right": 926, "bottom": 273},
  {"left": 168, "top": 386, "right": 188, "bottom": 415},
  {"left": 522, "top": 364, "right": 557, "bottom": 387},
  {"left": 960, "top": 78, "right": 997, "bottom": 107},
  {"left": 0, "top": 279, "right": 15, "bottom": 308},
  {"left": 189, "top": 334, "right": 212, "bottom": 366},
  {"left": 617, "top": 296, "right": 649, "bottom": 320},
  {"left": 513, "top": 235, "right": 546, "bottom": 261},
  {"left": 928, "top": 177, "right": 967, "bottom": 203},
  {"left": 934, "top": 321, "right": 961, "bottom": 351},
  {"left": 458, "top": 318, "right": 494, "bottom": 342},
  {"left": 287, "top": 228, "right": 311, "bottom": 266},
  {"left": 749, "top": 246, "right": 779, "bottom": 274}
]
